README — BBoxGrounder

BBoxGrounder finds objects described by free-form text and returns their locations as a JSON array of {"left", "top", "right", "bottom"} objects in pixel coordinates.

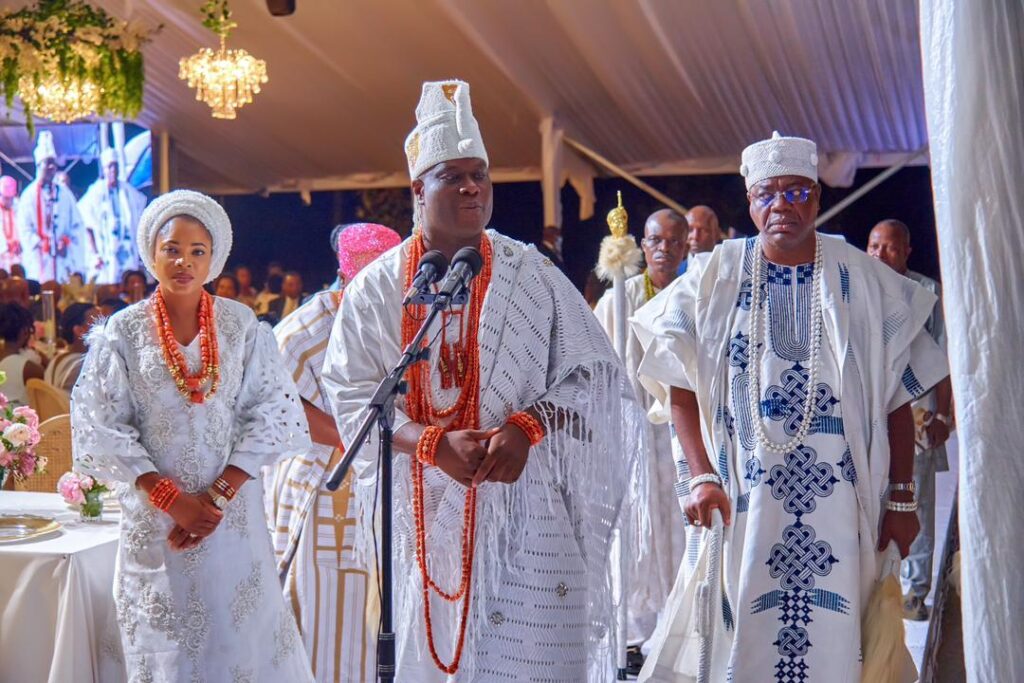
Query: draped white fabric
[
  {"left": 3, "top": 1, "right": 926, "bottom": 194},
  {"left": 919, "top": 2, "right": 1024, "bottom": 681}
]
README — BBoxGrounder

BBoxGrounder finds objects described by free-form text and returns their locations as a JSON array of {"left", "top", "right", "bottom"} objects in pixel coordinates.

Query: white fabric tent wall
[{"left": 920, "top": 2, "right": 1024, "bottom": 680}]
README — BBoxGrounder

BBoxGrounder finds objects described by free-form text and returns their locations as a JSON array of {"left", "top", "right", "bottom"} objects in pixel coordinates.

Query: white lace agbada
[
  {"left": 72, "top": 296, "right": 314, "bottom": 683},
  {"left": 322, "top": 230, "right": 647, "bottom": 682}
]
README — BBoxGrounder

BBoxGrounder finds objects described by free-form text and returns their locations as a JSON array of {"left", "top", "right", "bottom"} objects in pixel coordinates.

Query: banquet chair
[
  {"left": 14, "top": 414, "right": 72, "bottom": 493},
  {"left": 26, "top": 379, "right": 71, "bottom": 423}
]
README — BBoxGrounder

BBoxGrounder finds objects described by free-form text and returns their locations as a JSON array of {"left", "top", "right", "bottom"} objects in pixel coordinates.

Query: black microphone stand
[{"left": 324, "top": 289, "right": 457, "bottom": 683}]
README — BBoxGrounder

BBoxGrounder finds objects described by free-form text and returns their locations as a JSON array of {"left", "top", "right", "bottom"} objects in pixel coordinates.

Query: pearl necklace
[{"left": 747, "top": 235, "right": 823, "bottom": 455}]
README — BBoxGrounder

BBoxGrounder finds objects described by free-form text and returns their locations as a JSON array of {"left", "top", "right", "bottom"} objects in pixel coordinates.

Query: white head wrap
[
  {"left": 740, "top": 131, "right": 819, "bottom": 190},
  {"left": 34, "top": 130, "right": 57, "bottom": 165},
  {"left": 137, "top": 190, "right": 233, "bottom": 284},
  {"left": 100, "top": 147, "right": 117, "bottom": 167},
  {"left": 404, "top": 80, "right": 488, "bottom": 179}
]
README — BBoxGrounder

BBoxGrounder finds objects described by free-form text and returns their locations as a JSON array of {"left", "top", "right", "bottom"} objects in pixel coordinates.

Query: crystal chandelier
[
  {"left": 179, "top": 1, "right": 268, "bottom": 120},
  {"left": 17, "top": 74, "right": 103, "bottom": 124}
]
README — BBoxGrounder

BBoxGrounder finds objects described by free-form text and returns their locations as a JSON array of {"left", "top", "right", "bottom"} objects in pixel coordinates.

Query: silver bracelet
[
  {"left": 889, "top": 482, "right": 916, "bottom": 493},
  {"left": 688, "top": 473, "right": 724, "bottom": 491},
  {"left": 885, "top": 499, "right": 919, "bottom": 513}
]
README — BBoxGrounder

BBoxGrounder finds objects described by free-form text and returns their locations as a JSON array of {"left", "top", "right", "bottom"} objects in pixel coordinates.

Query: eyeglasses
[
  {"left": 642, "top": 236, "right": 685, "bottom": 249},
  {"left": 749, "top": 187, "right": 813, "bottom": 209}
]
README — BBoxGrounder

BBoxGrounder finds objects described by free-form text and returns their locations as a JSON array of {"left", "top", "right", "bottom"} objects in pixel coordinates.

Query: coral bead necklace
[{"left": 153, "top": 287, "right": 220, "bottom": 404}]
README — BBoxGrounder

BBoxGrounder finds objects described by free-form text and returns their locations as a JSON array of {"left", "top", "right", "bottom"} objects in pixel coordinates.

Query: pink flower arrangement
[
  {"left": 58, "top": 472, "right": 108, "bottom": 507},
  {"left": 0, "top": 386, "right": 44, "bottom": 486}
]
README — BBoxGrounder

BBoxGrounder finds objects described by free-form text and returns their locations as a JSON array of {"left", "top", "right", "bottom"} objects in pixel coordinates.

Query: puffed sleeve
[
  {"left": 71, "top": 322, "right": 158, "bottom": 483},
  {"left": 229, "top": 321, "right": 312, "bottom": 476}
]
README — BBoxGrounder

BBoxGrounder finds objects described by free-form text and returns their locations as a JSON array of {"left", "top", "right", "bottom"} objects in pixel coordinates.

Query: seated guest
[
  {"left": 267, "top": 271, "right": 305, "bottom": 321},
  {"left": 120, "top": 269, "right": 148, "bottom": 304},
  {"left": 213, "top": 273, "right": 240, "bottom": 300},
  {"left": 254, "top": 273, "right": 283, "bottom": 316},
  {"left": 233, "top": 264, "right": 258, "bottom": 307},
  {"left": 98, "top": 297, "right": 128, "bottom": 318},
  {"left": 44, "top": 302, "right": 100, "bottom": 391},
  {"left": 0, "top": 303, "right": 45, "bottom": 406}
]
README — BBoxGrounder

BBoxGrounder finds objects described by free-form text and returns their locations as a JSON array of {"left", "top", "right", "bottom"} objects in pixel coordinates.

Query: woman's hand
[
  {"left": 166, "top": 492, "right": 223, "bottom": 538},
  {"left": 684, "top": 482, "right": 732, "bottom": 528}
]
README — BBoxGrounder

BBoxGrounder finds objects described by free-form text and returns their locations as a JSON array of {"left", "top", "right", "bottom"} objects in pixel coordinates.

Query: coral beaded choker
[{"left": 153, "top": 287, "right": 220, "bottom": 404}]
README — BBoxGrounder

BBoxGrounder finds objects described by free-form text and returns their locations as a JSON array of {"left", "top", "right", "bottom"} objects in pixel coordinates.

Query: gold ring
[{"left": 189, "top": 533, "right": 197, "bottom": 539}]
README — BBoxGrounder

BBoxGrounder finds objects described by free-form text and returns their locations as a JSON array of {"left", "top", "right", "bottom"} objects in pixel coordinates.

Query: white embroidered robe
[
  {"left": 594, "top": 273, "right": 686, "bottom": 644},
  {"left": 322, "top": 230, "right": 647, "bottom": 682},
  {"left": 72, "top": 297, "right": 314, "bottom": 683},
  {"left": 15, "top": 180, "right": 85, "bottom": 281},
  {"left": 78, "top": 179, "right": 148, "bottom": 283},
  {"left": 266, "top": 290, "right": 378, "bottom": 682},
  {"left": 632, "top": 236, "right": 948, "bottom": 683}
]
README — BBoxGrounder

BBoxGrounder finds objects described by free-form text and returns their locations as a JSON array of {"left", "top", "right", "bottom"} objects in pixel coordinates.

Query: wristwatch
[{"left": 207, "top": 488, "right": 229, "bottom": 510}]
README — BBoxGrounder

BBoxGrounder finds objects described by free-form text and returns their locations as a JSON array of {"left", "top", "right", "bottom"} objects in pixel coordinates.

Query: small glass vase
[{"left": 80, "top": 489, "right": 104, "bottom": 522}]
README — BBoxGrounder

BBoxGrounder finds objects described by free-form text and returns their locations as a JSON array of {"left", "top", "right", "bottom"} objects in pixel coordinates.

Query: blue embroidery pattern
[
  {"left": 751, "top": 443, "right": 845, "bottom": 682},
  {"left": 838, "top": 263, "right": 851, "bottom": 303},
  {"left": 762, "top": 363, "right": 844, "bottom": 437}
]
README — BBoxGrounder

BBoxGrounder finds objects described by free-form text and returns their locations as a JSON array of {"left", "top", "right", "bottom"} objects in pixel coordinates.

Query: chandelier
[
  {"left": 17, "top": 74, "right": 103, "bottom": 124},
  {"left": 179, "top": 1, "right": 268, "bottom": 120}
]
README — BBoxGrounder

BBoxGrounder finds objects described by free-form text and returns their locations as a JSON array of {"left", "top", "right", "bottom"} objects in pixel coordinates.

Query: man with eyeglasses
[
  {"left": 632, "top": 131, "right": 948, "bottom": 681},
  {"left": 594, "top": 208, "right": 688, "bottom": 655}
]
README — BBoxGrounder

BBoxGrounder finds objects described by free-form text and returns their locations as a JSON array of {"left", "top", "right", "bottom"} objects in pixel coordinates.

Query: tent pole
[
  {"left": 814, "top": 148, "right": 927, "bottom": 227},
  {"left": 564, "top": 137, "right": 688, "bottom": 216},
  {"left": 0, "top": 151, "right": 33, "bottom": 182}
]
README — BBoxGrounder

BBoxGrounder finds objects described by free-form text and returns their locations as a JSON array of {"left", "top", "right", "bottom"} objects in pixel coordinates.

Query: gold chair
[
  {"left": 14, "top": 414, "right": 71, "bottom": 493},
  {"left": 26, "top": 378, "right": 71, "bottom": 423}
]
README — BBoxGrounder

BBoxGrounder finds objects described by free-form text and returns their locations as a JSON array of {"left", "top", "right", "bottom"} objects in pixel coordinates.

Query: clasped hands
[
  {"left": 434, "top": 423, "right": 531, "bottom": 488},
  {"left": 165, "top": 491, "right": 223, "bottom": 552}
]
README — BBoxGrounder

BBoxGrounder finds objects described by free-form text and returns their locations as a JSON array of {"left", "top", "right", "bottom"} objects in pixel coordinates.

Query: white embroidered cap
[
  {"left": 404, "top": 80, "right": 489, "bottom": 179},
  {"left": 740, "top": 131, "right": 819, "bottom": 190},
  {"left": 34, "top": 130, "right": 57, "bottom": 165},
  {"left": 137, "top": 190, "right": 233, "bottom": 284}
]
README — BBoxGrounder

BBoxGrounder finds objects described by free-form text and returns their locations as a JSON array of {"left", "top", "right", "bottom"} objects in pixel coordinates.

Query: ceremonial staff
[{"left": 596, "top": 191, "right": 644, "bottom": 679}]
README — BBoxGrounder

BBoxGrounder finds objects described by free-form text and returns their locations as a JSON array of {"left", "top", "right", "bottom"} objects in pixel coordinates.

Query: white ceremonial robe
[
  {"left": 72, "top": 297, "right": 314, "bottom": 683},
  {"left": 266, "top": 290, "right": 378, "bottom": 683},
  {"left": 78, "top": 179, "right": 148, "bottom": 283},
  {"left": 632, "top": 236, "right": 948, "bottom": 683},
  {"left": 594, "top": 274, "right": 686, "bottom": 645},
  {"left": 322, "top": 230, "right": 647, "bottom": 682},
  {"left": 15, "top": 180, "right": 85, "bottom": 281},
  {"left": 0, "top": 199, "right": 21, "bottom": 271}
]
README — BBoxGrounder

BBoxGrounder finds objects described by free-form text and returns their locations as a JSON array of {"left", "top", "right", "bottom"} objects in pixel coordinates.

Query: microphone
[
  {"left": 402, "top": 250, "right": 448, "bottom": 305},
  {"left": 435, "top": 247, "right": 484, "bottom": 303}
]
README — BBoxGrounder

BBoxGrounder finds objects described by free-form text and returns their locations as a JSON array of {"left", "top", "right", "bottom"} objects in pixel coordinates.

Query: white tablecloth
[{"left": 0, "top": 491, "right": 125, "bottom": 683}]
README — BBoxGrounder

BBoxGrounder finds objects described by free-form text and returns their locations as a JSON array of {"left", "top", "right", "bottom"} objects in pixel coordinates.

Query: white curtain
[{"left": 919, "top": 2, "right": 1024, "bottom": 681}]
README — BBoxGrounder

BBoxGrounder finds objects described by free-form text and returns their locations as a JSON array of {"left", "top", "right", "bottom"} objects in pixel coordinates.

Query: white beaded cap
[{"left": 740, "top": 131, "right": 819, "bottom": 190}]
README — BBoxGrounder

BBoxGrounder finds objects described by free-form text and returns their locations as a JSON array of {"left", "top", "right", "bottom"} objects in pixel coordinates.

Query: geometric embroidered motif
[
  {"left": 901, "top": 364, "right": 925, "bottom": 398},
  {"left": 838, "top": 263, "right": 851, "bottom": 303},
  {"left": 767, "top": 445, "right": 840, "bottom": 518},
  {"left": 837, "top": 446, "right": 857, "bottom": 484},
  {"left": 762, "top": 363, "right": 844, "bottom": 437}
]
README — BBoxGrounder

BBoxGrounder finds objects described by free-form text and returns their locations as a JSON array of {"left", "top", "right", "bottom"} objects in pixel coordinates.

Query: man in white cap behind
[
  {"left": 79, "top": 147, "right": 148, "bottom": 283},
  {"left": 16, "top": 130, "right": 85, "bottom": 282},
  {"left": 323, "top": 80, "right": 645, "bottom": 681},
  {"left": 632, "top": 132, "right": 948, "bottom": 681}
]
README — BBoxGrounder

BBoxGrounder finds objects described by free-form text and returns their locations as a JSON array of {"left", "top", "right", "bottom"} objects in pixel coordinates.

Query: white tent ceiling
[{"left": 2, "top": 0, "right": 926, "bottom": 195}]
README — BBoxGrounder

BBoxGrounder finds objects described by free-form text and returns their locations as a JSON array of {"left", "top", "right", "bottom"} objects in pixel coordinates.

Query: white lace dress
[{"left": 72, "top": 297, "right": 314, "bottom": 683}]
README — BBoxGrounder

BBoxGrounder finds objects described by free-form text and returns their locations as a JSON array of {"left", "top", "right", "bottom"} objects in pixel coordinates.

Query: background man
[
  {"left": 266, "top": 221, "right": 401, "bottom": 683},
  {"left": 16, "top": 131, "right": 85, "bottom": 282},
  {"left": 595, "top": 208, "right": 688, "bottom": 652},
  {"left": 679, "top": 204, "right": 722, "bottom": 274},
  {"left": 79, "top": 147, "right": 148, "bottom": 283},
  {"left": 867, "top": 218, "right": 954, "bottom": 621}
]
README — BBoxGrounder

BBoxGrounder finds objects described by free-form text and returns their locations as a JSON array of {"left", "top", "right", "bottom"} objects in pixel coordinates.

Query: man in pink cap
[
  {"left": 265, "top": 222, "right": 401, "bottom": 683},
  {"left": 0, "top": 176, "right": 20, "bottom": 271}
]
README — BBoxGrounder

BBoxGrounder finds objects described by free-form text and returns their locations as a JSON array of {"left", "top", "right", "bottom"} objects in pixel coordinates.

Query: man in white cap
[
  {"left": 632, "top": 132, "right": 949, "bottom": 681},
  {"left": 323, "top": 80, "right": 645, "bottom": 681},
  {"left": 79, "top": 147, "right": 148, "bottom": 283},
  {"left": 265, "top": 222, "right": 401, "bottom": 683},
  {"left": 594, "top": 208, "right": 688, "bottom": 655},
  {"left": 16, "top": 130, "right": 85, "bottom": 282}
]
